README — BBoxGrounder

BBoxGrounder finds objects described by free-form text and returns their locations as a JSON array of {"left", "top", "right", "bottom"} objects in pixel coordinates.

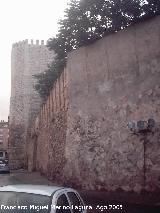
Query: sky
[{"left": 0, "top": 0, "right": 70, "bottom": 121}]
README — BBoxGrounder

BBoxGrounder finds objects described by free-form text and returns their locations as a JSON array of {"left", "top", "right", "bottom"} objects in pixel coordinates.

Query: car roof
[{"left": 0, "top": 185, "right": 66, "bottom": 196}]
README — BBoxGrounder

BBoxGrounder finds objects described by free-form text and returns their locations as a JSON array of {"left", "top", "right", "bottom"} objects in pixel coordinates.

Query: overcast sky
[{"left": 0, "top": 0, "right": 70, "bottom": 121}]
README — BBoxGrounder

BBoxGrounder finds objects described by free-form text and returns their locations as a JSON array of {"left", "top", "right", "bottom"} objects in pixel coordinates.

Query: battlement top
[{"left": 12, "top": 39, "right": 48, "bottom": 48}]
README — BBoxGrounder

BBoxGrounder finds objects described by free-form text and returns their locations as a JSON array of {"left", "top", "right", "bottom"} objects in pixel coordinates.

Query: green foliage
[
  {"left": 34, "top": 0, "right": 160, "bottom": 100},
  {"left": 33, "top": 59, "right": 63, "bottom": 101}
]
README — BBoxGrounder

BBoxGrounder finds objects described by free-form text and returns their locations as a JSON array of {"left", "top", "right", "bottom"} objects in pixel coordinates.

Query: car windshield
[{"left": 0, "top": 192, "right": 50, "bottom": 212}]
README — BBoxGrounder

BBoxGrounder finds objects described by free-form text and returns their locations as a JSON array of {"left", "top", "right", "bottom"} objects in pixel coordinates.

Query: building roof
[{"left": 0, "top": 184, "right": 65, "bottom": 196}]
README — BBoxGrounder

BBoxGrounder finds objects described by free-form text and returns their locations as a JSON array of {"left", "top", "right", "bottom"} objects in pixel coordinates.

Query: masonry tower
[{"left": 9, "top": 39, "right": 54, "bottom": 169}]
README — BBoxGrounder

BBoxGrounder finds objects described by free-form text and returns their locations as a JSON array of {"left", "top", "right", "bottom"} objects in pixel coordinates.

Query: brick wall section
[{"left": 28, "top": 16, "right": 160, "bottom": 192}]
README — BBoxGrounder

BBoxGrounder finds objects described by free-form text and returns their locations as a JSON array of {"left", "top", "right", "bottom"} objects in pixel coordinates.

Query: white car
[{"left": 0, "top": 185, "right": 87, "bottom": 213}]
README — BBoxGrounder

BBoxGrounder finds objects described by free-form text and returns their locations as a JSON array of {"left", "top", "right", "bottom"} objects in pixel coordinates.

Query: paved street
[
  {"left": 0, "top": 171, "right": 160, "bottom": 213},
  {"left": 0, "top": 171, "right": 54, "bottom": 186}
]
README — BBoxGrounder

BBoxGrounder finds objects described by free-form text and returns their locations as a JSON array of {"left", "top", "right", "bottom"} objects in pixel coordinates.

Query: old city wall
[
  {"left": 9, "top": 40, "right": 54, "bottom": 169},
  {"left": 29, "top": 16, "right": 160, "bottom": 192},
  {"left": 27, "top": 69, "right": 68, "bottom": 181}
]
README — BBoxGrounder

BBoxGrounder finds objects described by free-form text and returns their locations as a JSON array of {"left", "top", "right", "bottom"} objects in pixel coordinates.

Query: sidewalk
[{"left": 9, "top": 170, "right": 54, "bottom": 185}]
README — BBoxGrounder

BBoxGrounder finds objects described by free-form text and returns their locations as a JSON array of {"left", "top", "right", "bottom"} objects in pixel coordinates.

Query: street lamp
[{"left": 127, "top": 118, "right": 156, "bottom": 192}]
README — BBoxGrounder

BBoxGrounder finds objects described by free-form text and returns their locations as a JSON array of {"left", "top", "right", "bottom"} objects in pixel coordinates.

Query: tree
[{"left": 34, "top": 0, "right": 160, "bottom": 100}]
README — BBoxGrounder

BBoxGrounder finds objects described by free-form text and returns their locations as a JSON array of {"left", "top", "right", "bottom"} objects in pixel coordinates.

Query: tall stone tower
[{"left": 9, "top": 39, "right": 54, "bottom": 169}]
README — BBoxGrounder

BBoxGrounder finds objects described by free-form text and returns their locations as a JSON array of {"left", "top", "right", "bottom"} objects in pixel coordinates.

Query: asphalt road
[{"left": 0, "top": 171, "right": 160, "bottom": 213}]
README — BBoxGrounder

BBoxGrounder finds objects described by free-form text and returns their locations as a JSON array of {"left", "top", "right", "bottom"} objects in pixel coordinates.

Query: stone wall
[
  {"left": 29, "top": 16, "right": 160, "bottom": 192},
  {"left": 63, "top": 16, "right": 160, "bottom": 192},
  {"left": 27, "top": 69, "right": 68, "bottom": 182},
  {"left": 9, "top": 39, "right": 54, "bottom": 169}
]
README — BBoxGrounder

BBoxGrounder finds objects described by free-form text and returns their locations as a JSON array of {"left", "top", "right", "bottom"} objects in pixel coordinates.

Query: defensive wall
[
  {"left": 27, "top": 69, "right": 68, "bottom": 178},
  {"left": 9, "top": 39, "right": 54, "bottom": 169},
  {"left": 27, "top": 16, "right": 160, "bottom": 192}
]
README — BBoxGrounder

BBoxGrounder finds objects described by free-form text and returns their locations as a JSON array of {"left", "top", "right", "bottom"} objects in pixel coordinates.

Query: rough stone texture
[
  {"left": 35, "top": 111, "right": 67, "bottom": 181},
  {"left": 27, "top": 70, "right": 68, "bottom": 182},
  {"left": 28, "top": 16, "right": 160, "bottom": 192},
  {"left": 27, "top": 112, "right": 68, "bottom": 182},
  {"left": 9, "top": 39, "right": 54, "bottom": 169},
  {"left": 63, "top": 16, "right": 160, "bottom": 192}
]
